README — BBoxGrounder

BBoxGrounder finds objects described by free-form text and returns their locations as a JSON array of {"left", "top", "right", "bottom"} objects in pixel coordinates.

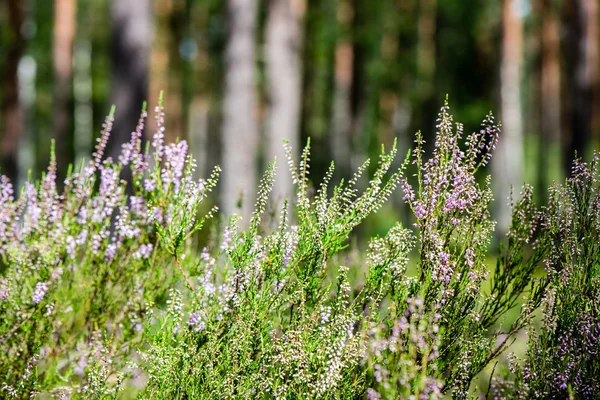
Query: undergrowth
[{"left": 1, "top": 97, "right": 598, "bottom": 399}]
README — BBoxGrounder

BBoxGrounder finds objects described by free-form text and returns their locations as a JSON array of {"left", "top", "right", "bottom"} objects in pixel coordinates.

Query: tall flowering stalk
[{"left": 395, "top": 100, "right": 550, "bottom": 394}]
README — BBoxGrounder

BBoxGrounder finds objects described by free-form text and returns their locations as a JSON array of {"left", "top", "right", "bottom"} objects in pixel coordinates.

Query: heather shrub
[
  {"left": 0, "top": 97, "right": 594, "bottom": 399},
  {"left": 366, "top": 102, "right": 551, "bottom": 398},
  {"left": 139, "top": 138, "right": 407, "bottom": 399},
  {"left": 500, "top": 156, "right": 600, "bottom": 399},
  {"left": 0, "top": 100, "right": 219, "bottom": 397}
]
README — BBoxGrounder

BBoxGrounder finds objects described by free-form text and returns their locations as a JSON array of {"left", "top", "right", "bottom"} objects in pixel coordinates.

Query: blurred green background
[{"left": 1, "top": 0, "right": 599, "bottom": 237}]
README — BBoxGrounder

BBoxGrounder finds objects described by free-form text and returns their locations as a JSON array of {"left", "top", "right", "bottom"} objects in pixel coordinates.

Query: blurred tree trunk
[
  {"left": 221, "top": 0, "right": 259, "bottom": 219},
  {"left": 169, "top": 0, "right": 186, "bottom": 144},
  {"left": 180, "top": 0, "right": 195, "bottom": 143},
  {"left": 266, "top": 0, "right": 305, "bottom": 206},
  {"left": 187, "top": 0, "right": 209, "bottom": 180},
  {"left": 416, "top": 0, "right": 436, "bottom": 105},
  {"left": 192, "top": 0, "right": 224, "bottom": 181},
  {"left": 379, "top": 11, "right": 399, "bottom": 149},
  {"left": 150, "top": 0, "right": 185, "bottom": 144},
  {"left": 149, "top": 0, "right": 171, "bottom": 140},
  {"left": 16, "top": 56, "right": 37, "bottom": 190},
  {"left": 73, "top": 1, "right": 93, "bottom": 164},
  {"left": 188, "top": 98, "right": 209, "bottom": 179},
  {"left": 538, "top": 0, "right": 561, "bottom": 202},
  {"left": 379, "top": 0, "right": 410, "bottom": 216},
  {"left": 301, "top": 0, "right": 336, "bottom": 182},
  {"left": 332, "top": 0, "right": 354, "bottom": 183},
  {"left": 53, "top": 0, "right": 77, "bottom": 180},
  {"left": 1, "top": 0, "right": 25, "bottom": 183},
  {"left": 494, "top": 0, "right": 524, "bottom": 237},
  {"left": 350, "top": 0, "right": 384, "bottom": 179},
  {"left": 108, "top": 0, "right": 152, "bottom": 161},
  {"left": 415, "top": 0, "right": 437, "bottom": 149},
  {"left": 347, "top": 0, "right": 385, "bottom": 240},
  {"left": 563, "top": 0, "right": 598, "bottom": 173}
]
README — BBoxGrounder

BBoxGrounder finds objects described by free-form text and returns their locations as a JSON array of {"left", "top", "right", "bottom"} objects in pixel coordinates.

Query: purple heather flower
[
  {"left": 51, "top": 267, "right": 64, "bottom": 281},
  {"left": 200, "top": 247, "right": 211, "bottom": 261},
  {"left": 0, "top": 176, "right": 14, "bottom": 246},
  {"left": 0, "top": 175, "right": 14, "bottom": 204},
  {"left": 129, "top": 196, "right": 144, "bottom": 215},
  {"left": 115, "top": 207, "right": 141, "bottom": 240},
  {"left": 119, "top": 110, "right": 147, "bottom": 166},
  {"left": 414, "top": 201, "right": 427, "bottom": 220},
  {"left": 91, "top": 233, "right": 103, "bottom": 254},
  {"left": 66, "top": 235, "right": 76, "bottom": 258},
  {"left": 152, "top": 105, "right": 166, "bottom": 161},
  {"left": 32, "top": 281, "right": 49, "bottom": 304},
  {"left": 221, "top": 227, "right": 233, "bottom": 251},
  {"left": 134, "top": 243, "right": 153, "bottom": 260},
  {"left": 162, "top": 140, "right": 188, "bottom": 191},
  {"left": 187, "top": 311, "right": 206, "bottom": 332},
  {"left": 119, "top": 141, "right": 134, "bottom": 166},
  {"left": 366, "top": 388, "right": 382, "bottom": 400},
  {"left": 92, "top": 163, "right": 123, "bottom": 223},
  {"left": 144, "top": 178, "right": 156, "bottom": 192},
  {"left": 23, "top": 182, "right": 41, "bottom": 234},
  {"left": 91, "top": 112, "right": 114, "bottom": 170},
  {"left": 464, "top": 248, "right": 475, "bottom": 268},
  {"left": 401, "top": 178, "right": 415, "bottom": 202},
  {"left": 105, "top": 242, "right": 119, "bottom": 262},
  {"left": 77, "top": 206, "right": 89, "bottom": 225},
  {"left": 151, "top": 207, "right": 163, "bottom": 224},
  {"left": 0, "top": 279, "right": 10, "bottom": 301}
]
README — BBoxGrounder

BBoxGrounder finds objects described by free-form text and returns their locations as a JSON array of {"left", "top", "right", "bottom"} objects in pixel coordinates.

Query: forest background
[{"left": 1, "top": 0, "right": 599, "bottom": 239}]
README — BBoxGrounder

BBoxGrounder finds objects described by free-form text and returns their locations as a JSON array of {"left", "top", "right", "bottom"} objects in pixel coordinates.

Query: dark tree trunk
[
  {"left": 563, "top": 0, "right": 598, "bottom": 173},
  {"left": 53, "top": 0, "right": 77, "bottom": 182},
  {"left": 332, "top": 0, "right": 354, "bottom": 183},
  {"left": 1, "top": 0, "right": 25, "bottom": 183},
  {"left": 538, "top": 0, "right": 561, "bottom": 202},
  {"left": 414, "top": 0, "right": 437, "bottom": 152}
]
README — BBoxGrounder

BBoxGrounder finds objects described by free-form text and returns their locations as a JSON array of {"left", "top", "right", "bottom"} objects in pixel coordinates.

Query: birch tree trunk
[
  {"left": 494, "top": 0, "right": 524, "bottom": 237},
  {"left": 266, "top": 0, "right": 305, "bottom": 206},
  {"left": 53, "top": 0, "right": 77, "bottom": 180},
  {"left": 108, "top": 0, "right": 152, "bottom": 160},
  {"left": 221, "top": 0, "right": 259, "bottom": 220}
]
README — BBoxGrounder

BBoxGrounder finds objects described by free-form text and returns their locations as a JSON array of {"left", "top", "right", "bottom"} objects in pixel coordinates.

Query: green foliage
[{"left": 0, "top": 103, "right": 596, "bottom": 399}]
